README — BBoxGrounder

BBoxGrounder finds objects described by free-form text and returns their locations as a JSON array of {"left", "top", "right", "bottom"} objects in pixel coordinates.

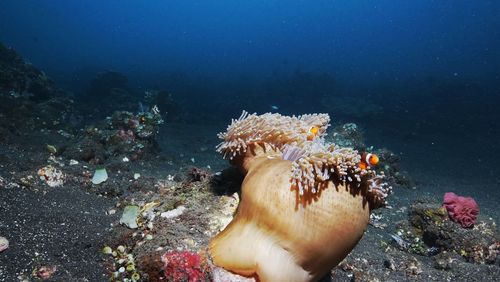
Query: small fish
[
  {"left": 152, "top": 105, "right": 160, "bottom": 115},
  {"left": 359, "top": 152, "right": 379, "bottom": 170},
  {"left": 307, "top": 126, "right": 320, "bottom": 141},
  {"left": 270, "top": 105, "right": 279, "bottom": 110},
  {"left": 390, "top": 234, "right": 410, "bottom": 250}
]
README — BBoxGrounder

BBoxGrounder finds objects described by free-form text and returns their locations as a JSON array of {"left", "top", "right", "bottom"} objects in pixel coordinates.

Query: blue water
[{"left": 1, "top": 1, "right": 499, "bottom": 189}]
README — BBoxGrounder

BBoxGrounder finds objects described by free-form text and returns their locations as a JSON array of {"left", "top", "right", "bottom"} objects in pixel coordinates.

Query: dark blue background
[{"left": 1, "top": 1, "right": 498, "bottom": 83}]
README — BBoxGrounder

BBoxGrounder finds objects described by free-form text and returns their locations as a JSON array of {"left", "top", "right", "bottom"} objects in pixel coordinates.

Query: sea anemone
[
  {"left": 209, "top": 111, "right": 391, "bottom": 282},
  {"left": 216, "top": 111, "right": 329, "bottom": 164}
]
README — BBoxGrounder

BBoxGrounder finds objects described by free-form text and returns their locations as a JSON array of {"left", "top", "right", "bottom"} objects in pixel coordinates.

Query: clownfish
[
  {"left": 307, "top": 126, "right": 320, "bottom": 141},
  {"left": 359, "top": 152, "right": 379, "bottom": 170}
]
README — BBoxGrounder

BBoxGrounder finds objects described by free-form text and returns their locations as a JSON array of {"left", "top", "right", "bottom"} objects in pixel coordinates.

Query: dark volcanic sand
[{"left": 0, "top": 184, "right": 116, "bottom": 281}]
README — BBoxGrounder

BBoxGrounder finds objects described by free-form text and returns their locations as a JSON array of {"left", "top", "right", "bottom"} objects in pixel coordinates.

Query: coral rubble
[{"left": 63, "top": 109, "right": 163, "bottom": 164}]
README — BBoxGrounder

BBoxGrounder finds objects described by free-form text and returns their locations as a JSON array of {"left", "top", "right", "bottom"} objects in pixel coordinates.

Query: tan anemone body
[
  {"left": 210, "top": 112, "right": 390, "bottom": 282},
  {"left": 209, "top": 147, "right": 370, "bottom": 282}
]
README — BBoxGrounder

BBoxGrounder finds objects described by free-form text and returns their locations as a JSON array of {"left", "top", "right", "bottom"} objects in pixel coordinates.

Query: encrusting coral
[{"left": 209, "top": 111, "right": 391, "bottom": 282}]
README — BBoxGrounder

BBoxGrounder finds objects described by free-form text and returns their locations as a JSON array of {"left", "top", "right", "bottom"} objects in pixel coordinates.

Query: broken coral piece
[
  {"left": 160, "top": 205, "right": 186, "bottom": 219},
  {"left": 209, "top": 111, "right": 391, "bottom": 282},
  {"left": 35, "top": 266, "right": 57, "bottom": 280},
  {"left": 91, "top": 168, "right": 108, "bottom": 184},
  {"left": 120, "top": 205, "right": 140, "bottom": 229},
  {"left": 46, "top": 144, "right": 57, "bottom": 154},
  {"left": 37, "top": 165, "right": 65, "bottom": 187},
  {"left": 442, "top": 192, "right": 479, "bottom": 228}
]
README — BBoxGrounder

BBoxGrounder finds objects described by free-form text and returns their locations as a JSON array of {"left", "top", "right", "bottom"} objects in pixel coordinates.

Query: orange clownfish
[
  {"left": 359, "top": 152, "right": 379, "bottom": 170},
  {"left": 307, "top": 126, "right": 320, "bottom": 141}
]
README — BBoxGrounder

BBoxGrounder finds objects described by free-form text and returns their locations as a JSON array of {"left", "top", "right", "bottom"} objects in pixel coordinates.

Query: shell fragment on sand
[
  {"left": 46, "top": 144, "right": 57, "bottom": 154},
  {"left": 160, "top": 206, "right": 186, "bottom": 219},
  {"left": 0, "top": 236, "right": 9, "bottom": 252},
  {"left": 92, "top": 168, "right": 108, "bottom": 185},
  {"left": 120, "top": 205, "right": 140, "bottom": 229}
]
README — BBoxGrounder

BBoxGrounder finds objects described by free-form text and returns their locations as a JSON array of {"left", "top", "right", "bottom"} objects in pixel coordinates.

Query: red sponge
[{"left": 442, "top": 192, "right": 479, "bottom": 228}]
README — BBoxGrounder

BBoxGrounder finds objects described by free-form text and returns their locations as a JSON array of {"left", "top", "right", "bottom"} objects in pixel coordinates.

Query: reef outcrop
[
  {"left": 395, "top": 199, "right": 498, "bottom": 266},
  {"left": 0, "top": 42, "right": 64, "bottom": 101}
]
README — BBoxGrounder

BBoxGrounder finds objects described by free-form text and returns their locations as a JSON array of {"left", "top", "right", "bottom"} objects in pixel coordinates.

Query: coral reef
[
  {"left": 443, "top": 192, "right": 480, "bottom": 228},
  {"left": 81, "top": 72, "right": 180, "bottom": 122},
  {"left": 63, "top": 109, "right": 163, "bottom": 164},
  {"left": 0, "top": 43, "right": 64, "bottom": 101},
  {"left": 209, "top": 111, "right": 391, "bottom": 282},
  {"left": 0, "top": 43, "right": 75, "bottom": 142}
]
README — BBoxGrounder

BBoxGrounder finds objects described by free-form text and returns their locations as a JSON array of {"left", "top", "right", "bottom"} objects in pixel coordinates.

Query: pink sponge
[{"left": 442, "top": 192, "right": 479, "bottom": 228}]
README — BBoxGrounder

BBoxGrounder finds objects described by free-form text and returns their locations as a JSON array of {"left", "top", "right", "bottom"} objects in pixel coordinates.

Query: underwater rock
[
  {"left": 0, "top": 43, "right": 75, "bottom": 141},
  {"left": 185, "top": 166, "right": 213, "bottom": 183},
  {"left": 0, "top": 42, "right": 64, "bottom": 101},
  {"left": 400, "top": 199, "right": 499, "bottom": 264}
]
